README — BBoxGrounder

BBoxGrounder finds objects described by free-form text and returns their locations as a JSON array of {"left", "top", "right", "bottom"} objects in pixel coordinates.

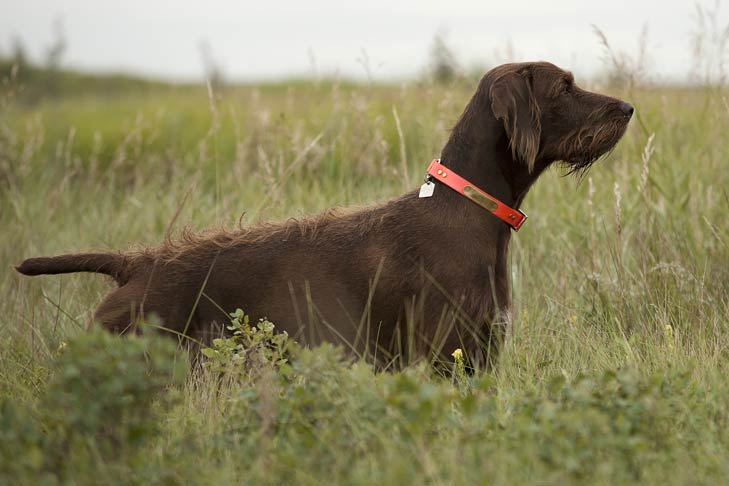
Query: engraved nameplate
[{"left": 463, "top": 185, "right": 498, "bottom": 211}]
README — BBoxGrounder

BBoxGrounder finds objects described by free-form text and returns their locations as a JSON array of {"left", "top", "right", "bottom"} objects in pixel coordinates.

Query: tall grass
[{"left": 1, "top": 58, "right": 728, "bottom": 483}]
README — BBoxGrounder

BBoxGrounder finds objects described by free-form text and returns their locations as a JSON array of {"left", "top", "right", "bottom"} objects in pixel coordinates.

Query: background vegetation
[{"left": 0, "top": 28, "right": 728, "bottom": 483}]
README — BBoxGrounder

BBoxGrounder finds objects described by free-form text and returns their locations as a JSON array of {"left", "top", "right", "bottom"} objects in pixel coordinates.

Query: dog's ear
[{"left": 489, "top": 72, "right": 541, "bottom": 171}]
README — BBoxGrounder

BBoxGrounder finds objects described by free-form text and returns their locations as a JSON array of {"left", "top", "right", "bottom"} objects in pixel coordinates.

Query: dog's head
[{"left": 486, "top": 62, "right": 633, "bottom": 175}]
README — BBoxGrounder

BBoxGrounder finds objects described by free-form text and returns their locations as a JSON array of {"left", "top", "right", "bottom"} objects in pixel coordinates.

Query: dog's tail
[{"left": 15, "top": 252, "right": 127, "bottom": 285}]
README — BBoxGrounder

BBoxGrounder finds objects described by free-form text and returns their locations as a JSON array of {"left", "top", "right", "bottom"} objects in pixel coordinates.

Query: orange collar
[{"left": 424, "top": 159, "right": 527, "bottom": 231}]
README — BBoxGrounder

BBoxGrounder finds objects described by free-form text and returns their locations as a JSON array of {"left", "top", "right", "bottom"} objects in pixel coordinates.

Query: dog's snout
[{"left": 620, "top": 102, "right": 634, "bottom": 117}]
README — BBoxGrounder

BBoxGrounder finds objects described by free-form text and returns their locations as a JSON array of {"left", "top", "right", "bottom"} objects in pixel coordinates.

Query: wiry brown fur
[{"left": 16, "top": 62, "right": 633, "bottom": 369}]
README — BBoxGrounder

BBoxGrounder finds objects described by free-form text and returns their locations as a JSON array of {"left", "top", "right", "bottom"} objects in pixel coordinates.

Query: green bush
[
  {"left": 201, "top": 308, "right": 292, "bottom": 381},
  {"left": 204, "top": 315, "right": 709, "bottom": 483},
  {"left": 0, "top": 328, "right": 188, "bottom": 483},
  {"left": 0, "top": 399, "right": 52, "bottom": 484},
  {"left": 42, "top": 329, "right": 188, "bottom": 471},
  {"left": 500, "top": 368, "right": 695, "bottom": 480}
]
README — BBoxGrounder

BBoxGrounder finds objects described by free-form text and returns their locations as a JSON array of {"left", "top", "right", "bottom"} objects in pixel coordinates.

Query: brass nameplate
[{"left": 463, "top": 185, "right": 498, "bottom": 211}]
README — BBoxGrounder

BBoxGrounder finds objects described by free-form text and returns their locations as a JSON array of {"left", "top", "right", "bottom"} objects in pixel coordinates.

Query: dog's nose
[{"left": 620, "top": 102, "right": 634, "bottom": 117}]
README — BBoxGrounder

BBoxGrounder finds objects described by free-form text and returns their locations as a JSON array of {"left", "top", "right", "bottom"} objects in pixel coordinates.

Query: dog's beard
[{"left": 560, "top": 117, "right": 630, "bottom": 179}]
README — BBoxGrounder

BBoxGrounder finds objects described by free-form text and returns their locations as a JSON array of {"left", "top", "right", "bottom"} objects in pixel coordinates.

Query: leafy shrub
[
  {"left": 0, "top": 399, "right": 52, "bottom": 484},
  {"left": 201, "top": 317, "right": 706, "bottom": 483},
  {"left": 203, "top": 312, "right": 470, "bottom": 481},
  {"left": 42, "top": 328, "right": 188, "bottom": 465},
  {"left": 201, "top": 309, "right": 291, "bottom": 381},
  {"left": 1, "top": 309, "right": 721, "bottom": 484},
  {"left": 500, "top": 368, "right": 695, "bottom": 480}
]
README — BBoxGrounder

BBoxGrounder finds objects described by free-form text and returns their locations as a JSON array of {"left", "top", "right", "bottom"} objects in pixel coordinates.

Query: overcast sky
[{"left": 1, "top": 0, "right": 727, "bottom": 82}]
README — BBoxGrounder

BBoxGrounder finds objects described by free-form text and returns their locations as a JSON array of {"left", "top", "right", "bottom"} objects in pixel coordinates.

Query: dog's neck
[{"left": 438, "top": 95, "right": 551, "bottom": 212}]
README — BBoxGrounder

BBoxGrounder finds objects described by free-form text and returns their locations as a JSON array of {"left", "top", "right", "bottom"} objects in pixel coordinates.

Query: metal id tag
[{"left": 418, "top": 180, "right": 435, "bottom": 198}]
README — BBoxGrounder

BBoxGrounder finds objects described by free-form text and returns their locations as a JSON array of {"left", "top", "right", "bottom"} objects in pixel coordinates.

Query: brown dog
[{"left": 16, "top": 62, "right": 632, "bottom": 368}]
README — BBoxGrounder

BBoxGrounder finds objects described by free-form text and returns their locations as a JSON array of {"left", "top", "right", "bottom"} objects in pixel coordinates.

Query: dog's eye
[{"left": 562, "top": 82, "right": 572, "bottom": 95}]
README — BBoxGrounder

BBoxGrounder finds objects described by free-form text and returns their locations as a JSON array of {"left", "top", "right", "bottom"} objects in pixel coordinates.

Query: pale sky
[{"left": 1, "top": 0, "right": 726, "bottom": 82}]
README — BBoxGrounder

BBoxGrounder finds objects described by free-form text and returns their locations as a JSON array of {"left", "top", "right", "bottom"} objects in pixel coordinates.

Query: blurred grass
[{"left": 1, "top": 63, "right": 728, "bottom": 484}]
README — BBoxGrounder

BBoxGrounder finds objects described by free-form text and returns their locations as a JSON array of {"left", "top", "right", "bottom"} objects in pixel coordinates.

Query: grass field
[{"left": 1, "top": 63, "right": 728, "bottom": 484}]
